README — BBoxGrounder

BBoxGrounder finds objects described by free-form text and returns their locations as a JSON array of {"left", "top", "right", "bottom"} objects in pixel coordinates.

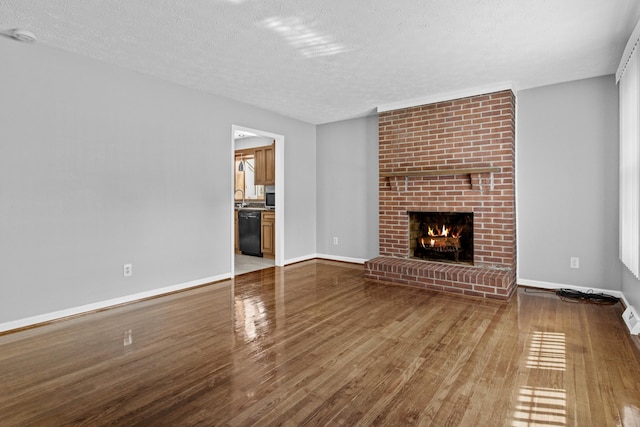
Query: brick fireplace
[{"left": 364, "top": 90, "right": 517, "bottom": 300}]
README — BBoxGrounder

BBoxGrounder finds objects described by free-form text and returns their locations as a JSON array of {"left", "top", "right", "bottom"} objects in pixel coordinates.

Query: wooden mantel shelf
[
  {"left": 382, "top": 167, "right": 501, "bottom": 192},
  {"left": 380, "top": 167, "right": 500, "bottom": 178}
]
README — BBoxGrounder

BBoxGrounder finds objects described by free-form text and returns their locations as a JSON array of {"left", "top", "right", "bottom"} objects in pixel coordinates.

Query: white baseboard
[
  {"left": 284, "top": 253, "right": 319, "bottom": 265},
  {"left": 518, "top": 278, "right": 626, "bottom": 301},
  {"left": 284, "top": 253, "right": 368, "bottom": 265},
  {"left": 316, "top": 254, "right": 368, "bottom": 264},
  {"left": 0, "top": 273, "right": 231, "bottom": 334}
]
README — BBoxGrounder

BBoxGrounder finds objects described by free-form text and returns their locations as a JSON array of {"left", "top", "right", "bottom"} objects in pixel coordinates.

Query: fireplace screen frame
[{"left": 408, "top": 211, "right": 474, "bottom": 265}]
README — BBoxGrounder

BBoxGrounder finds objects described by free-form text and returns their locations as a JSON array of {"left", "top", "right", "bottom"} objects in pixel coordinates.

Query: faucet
[{"left": 235, "top": 189, "right": 246, "bottom": 207}]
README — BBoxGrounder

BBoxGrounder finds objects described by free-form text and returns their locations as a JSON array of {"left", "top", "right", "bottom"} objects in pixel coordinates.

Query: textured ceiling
[{"left": 2, "top": 0, "right": 640, "bottom": 124}]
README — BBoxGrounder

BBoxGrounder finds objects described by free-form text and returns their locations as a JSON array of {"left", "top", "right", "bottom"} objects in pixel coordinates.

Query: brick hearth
[{"left": 365, "top": 90, "right": 517, "bottom": 300}]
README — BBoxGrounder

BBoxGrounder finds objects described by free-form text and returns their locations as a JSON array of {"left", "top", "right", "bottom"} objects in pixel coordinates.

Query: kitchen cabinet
[
  {"left": 261, "top": 211, "right": 275, "bottom": 258},
  {"left": 254, "top": 142, "right": 275, "bottom": 186}
]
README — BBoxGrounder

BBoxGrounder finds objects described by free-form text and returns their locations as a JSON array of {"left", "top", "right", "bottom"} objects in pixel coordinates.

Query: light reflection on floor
[
  {"left": 234, "top": 296, "right": 268, "bottom": 342},
  {"left": 513, "top": 331, "right": 567, "bottom": 426},
  {"left": 526, "top": 331, "right": 566, "bottom": 371},
  {"left": 623, "top": 405, "right": 640, "bottom": 426},
  {"left": 513, "top": 386, "right": 567, "bottom": 427}
]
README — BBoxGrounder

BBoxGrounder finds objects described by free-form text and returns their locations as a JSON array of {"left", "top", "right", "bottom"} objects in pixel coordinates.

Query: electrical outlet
[
  {"left": 123, "top": 263, "right": 133, "bottom": 277},
  {"left": 570, "top": 257, "right": 579, "bottom": 269},
  {"left": 333, "top": 237, "right": 339, "bottom": 245}
]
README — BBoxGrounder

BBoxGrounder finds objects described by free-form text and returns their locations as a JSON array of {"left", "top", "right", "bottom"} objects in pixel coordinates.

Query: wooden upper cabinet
[
  {"left": 265, "top": 144, "right": 275, "bottom": 185},
  {"left": 254, "top": 147, "right": 265, "bottom": 185},
  {"left": 254, "top": 142, "right": 275, "bottom": 186}
]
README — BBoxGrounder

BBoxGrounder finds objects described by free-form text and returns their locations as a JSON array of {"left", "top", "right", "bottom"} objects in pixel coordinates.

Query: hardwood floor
[{"left": 2, "top": 259, "right": 640, "bottom": 426}]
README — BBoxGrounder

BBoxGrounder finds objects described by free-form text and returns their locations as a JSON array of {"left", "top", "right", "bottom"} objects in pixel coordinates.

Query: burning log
[{"left": 418, "top": 236, "right": 461, "bottom": 250}]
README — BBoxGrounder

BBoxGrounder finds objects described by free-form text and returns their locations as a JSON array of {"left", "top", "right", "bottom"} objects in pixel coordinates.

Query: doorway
[{"left": 231, "top": 125, "right": 284, "bottom": 276}]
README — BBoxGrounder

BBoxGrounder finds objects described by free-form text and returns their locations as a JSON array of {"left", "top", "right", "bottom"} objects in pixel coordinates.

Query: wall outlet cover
[{"left": 123, "top": 263, "right": 133, "bottom": 277}]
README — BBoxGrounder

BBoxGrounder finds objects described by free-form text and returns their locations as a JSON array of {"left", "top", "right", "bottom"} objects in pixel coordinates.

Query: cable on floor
[{"left": 555, "top": 288, "right": 619, "bottom": 305}]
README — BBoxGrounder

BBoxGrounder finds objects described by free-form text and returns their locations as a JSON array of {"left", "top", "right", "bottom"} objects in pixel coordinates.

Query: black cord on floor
[{"left": 555, "top": 288, "right": 619, "bottom": 305}]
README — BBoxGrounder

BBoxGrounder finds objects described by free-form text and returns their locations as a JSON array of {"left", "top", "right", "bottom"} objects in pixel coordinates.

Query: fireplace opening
[{"left": 409, "top": 212, "right": 474, "bottom": 265}]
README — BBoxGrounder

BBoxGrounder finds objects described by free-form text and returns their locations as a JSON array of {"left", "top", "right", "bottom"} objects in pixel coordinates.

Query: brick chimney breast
[{"left": 365, "top": 90, "right": 517, "bottom": 300}]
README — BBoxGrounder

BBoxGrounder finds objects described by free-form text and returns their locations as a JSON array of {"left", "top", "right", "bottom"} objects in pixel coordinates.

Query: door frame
[{"left": 231, "top": 125, "right": 285, "bottom": 276}]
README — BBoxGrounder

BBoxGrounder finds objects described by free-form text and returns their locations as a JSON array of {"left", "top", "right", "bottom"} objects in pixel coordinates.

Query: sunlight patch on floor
[
  {"left": 512, "top": 386, "right": 567, "bottom": 427},
  {"left": 526, "top": 331, "right": 566, "bottom": 371},
  {"left": 513, "top": 331, "right": 568, "bottom": 426}
]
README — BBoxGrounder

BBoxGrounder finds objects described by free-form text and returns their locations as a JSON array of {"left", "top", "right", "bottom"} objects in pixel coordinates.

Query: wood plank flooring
[{"left": 1, "top": 259, "right": 640, "bottom": 426}]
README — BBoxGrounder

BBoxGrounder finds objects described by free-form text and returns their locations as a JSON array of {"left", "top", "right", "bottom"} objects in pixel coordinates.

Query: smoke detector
[{"left": 10, "top": 28, "right": 37, "bottom": 43}]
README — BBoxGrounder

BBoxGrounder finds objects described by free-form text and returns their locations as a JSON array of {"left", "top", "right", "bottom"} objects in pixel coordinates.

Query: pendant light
[{"left": 238, "top": 154, "right": 244, "bottom": 172}]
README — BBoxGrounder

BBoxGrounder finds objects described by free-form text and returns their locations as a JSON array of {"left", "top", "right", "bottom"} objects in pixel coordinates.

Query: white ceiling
[{"left": 2, "top": 0, "right": 640, "bottom": 124}]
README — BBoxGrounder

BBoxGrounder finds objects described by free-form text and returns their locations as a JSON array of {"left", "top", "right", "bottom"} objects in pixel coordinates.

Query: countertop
[{"left": 235, "top": 206, "right": 275, "bottom": 212}]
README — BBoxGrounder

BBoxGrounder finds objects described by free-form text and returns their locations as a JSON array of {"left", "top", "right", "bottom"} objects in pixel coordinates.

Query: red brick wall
[{"left": 378, "top": 90, "right": 516, "bottom": 270}]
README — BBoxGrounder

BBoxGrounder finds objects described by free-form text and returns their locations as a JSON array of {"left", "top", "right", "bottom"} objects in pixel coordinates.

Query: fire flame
[{"left": 427, "top": 224, "right": 462, "bottom": 238}]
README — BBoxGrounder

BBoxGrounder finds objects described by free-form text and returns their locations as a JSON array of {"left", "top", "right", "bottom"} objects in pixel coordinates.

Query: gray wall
[
  {"left": 316, "top": 116, "right": 379, "bottom": 261},
  {"left": 0, "top": 38, "right": 316, "bottom": 324},
  {"left": 516, "top": 76, "right": 621, "bottom": 291},
  {"left": 2, "top": 36, "right": 632, "bottom": 325}
]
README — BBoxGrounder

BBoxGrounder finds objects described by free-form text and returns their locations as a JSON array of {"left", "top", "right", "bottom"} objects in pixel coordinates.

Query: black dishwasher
[{"left": 238, "top": 210, "right": 262, "bottom": 257}]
